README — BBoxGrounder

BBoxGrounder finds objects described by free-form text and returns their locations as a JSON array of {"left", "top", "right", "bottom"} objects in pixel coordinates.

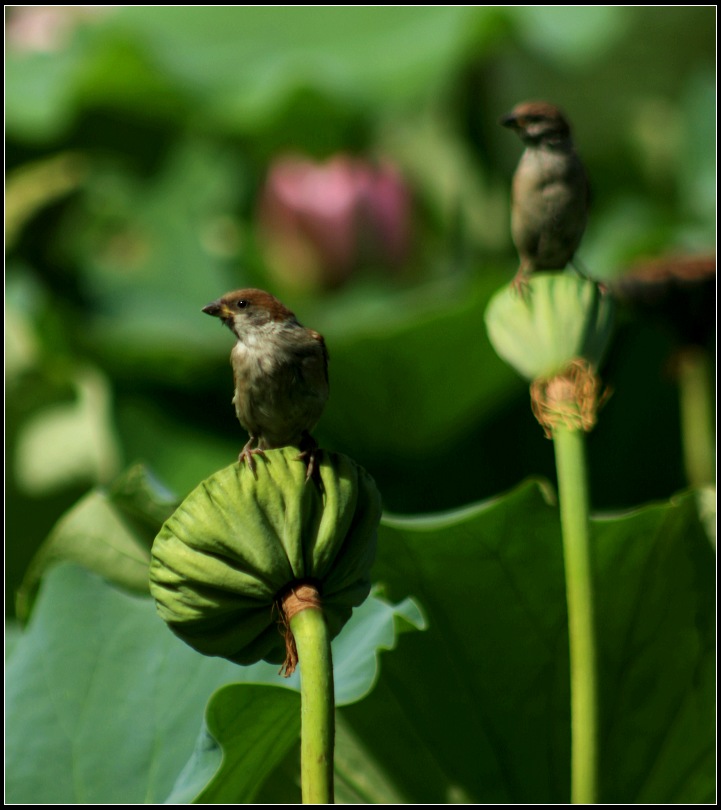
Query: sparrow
[
  {"left": 500, "top": 101, "right": 590, "bottom": 291},
  {"left": 202, "top": 289, "right": 329, "bottom": 479}
]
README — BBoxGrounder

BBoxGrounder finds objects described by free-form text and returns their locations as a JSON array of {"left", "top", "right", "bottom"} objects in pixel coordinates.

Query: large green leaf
[
  {"left": 337, "top": 481, "right": 715, "bottom": 803},
  {"left": 6, "top": 564, "right": 238, "bottom": 804},
  {"left": 6, "top": 475, "right": 714, "bottom": 804},
  {"left": 166, "top": 590, "right": 423, "bottom": 803},
  {"left": 15, "top": 464, "right": 179, "bottom": 617},
  {"left": 165, "top": 684, "right": 302, "bottom": 804},
  {"left": 6, "top": 562, "right": 422, "bottom": 803},
  {"left": 593, "top": 498, "right": 715, "bottom": 803}
]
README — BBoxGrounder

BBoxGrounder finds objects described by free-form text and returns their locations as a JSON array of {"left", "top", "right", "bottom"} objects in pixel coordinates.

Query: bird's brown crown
[
  {"left": 221, "top": 289, "right": 296, "bottom": 321},
  {"left": 202, "top": 288, "right": 298, "bottom": 326},
  {"left": 501, "top": 100, "right": 572, "bottom": 142}
]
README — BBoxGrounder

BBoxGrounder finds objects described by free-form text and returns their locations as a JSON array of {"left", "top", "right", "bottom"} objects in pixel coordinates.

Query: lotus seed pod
[
  {"left": 611, "top": 254, "right": 715, "bottom": 347},
  {"left": 149, "top": 447, "right": 381, "bottom": 666},
  {"left": 485, "top": 274, "right": 615, "bottom": 380}
]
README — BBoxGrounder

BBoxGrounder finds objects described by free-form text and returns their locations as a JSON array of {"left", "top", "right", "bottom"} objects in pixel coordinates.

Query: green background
[{"left": 5, "top": 7, "right": 715, "bottom": 803}]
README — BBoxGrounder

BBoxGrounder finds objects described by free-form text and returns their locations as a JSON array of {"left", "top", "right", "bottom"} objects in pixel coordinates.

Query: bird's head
[
  {"left": 500, "top": 101, "right": 572, "bottom": 147},
  {"left": 202, "top": 289, "right": 298, "bottom": 339}
]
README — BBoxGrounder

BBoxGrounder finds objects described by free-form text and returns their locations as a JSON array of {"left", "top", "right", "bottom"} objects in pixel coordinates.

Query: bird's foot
[
  {"left": 238, "top": 437, "right": 266, "bottom": 478},
  {"left": 570, "top": 259, "right": 609, "bottom": 295},
  {"left": 511, "top": 271, "right": 532, "bottom": 301},
  {"left": 295, "top": 433, "right": 321, "bottom": 484}
]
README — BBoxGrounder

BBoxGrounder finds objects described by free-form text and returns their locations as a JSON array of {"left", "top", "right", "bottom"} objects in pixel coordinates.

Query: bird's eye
[{"left": 236, "top": 300, "right": 249, "bottom": 309}]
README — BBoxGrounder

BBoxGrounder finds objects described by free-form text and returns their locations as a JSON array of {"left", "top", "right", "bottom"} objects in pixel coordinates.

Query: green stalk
[
  {"left": 552, "top": 425, "right": 598, "bottom": 804},
  {"left": 290, "top": 606, "right": 335, "bottom": 804},
  {"left": 676, "top": 347, "right": 715, "bottom": 487}
]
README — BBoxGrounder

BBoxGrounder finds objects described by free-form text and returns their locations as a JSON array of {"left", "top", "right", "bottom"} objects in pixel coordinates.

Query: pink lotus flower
[
  {"left": 258, "top": 154, "right": 412, "bottom": 290},
  {"left": 6, "top": 6, "right": 114, "bottom": 54}
]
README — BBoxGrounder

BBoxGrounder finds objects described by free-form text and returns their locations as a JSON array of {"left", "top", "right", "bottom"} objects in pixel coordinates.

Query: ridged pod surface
[
  {"left": 149, "top": 447, "right": 381, "bottom": 665},
  {"left": 485, "top": 274, "right": 614, "bottom": 380}
]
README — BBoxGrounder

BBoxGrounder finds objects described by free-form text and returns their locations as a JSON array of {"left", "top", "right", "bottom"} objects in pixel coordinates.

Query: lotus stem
[
  {"left": 288, "top": 591, "right": 335, "bottom": 804},
  {"left": 553, "top": 425, "right": 598, "bottom": 804}
]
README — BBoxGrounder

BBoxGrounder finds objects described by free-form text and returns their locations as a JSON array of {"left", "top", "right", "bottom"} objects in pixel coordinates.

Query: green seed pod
[
  {"left": 485, "top": 274, "right": 615, "bottom": 380},
  {"left": 149, "top": 447, "right": 381, "bottom": 666}
]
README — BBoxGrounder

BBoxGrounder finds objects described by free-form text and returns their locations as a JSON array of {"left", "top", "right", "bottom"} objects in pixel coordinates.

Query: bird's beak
[
  {"left": 202, "top": 300, "right": 236, "bottom": 327},
  {"left": 202, "top": 300, "right": 231, "bottom": 318},
  {"left": 500, "top": 112, "right": 518, "bottom": 129}
]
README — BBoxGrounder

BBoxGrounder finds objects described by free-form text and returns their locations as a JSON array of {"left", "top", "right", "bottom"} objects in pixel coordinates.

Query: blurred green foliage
[
  {"left": 6, "top": 5, "right": 715, "bottom": 610},
  {"left": 7, "top": 8, "right": 714, "bottom": 608},
  {"left": 5, "top": 7, "right": 716, "bottom": 804}
]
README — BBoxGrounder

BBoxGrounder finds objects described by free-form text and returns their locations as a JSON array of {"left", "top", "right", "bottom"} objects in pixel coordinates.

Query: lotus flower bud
[{"left": 149, "top": 447, "right": 381, "bottom": 666}]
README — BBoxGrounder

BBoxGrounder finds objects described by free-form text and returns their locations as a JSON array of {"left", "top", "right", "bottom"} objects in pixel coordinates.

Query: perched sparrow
[
  {"left": 500, "top": 101, "right": 589, "bottom": 290},
  {"left": 202, "top": 289, "right": 329, "bottom": 479}
]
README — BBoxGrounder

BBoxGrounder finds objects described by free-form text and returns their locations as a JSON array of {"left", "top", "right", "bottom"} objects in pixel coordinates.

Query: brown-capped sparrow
[
  {"left": 500, "top": 101, "right": 590, "bottom": 291},
  {"left": 203, "top": 289, "right": 329, "bottom": 479}
]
